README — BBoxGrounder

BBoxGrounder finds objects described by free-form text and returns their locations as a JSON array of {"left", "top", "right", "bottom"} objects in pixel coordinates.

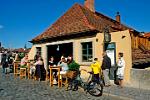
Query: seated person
[
  {"left": 29, "top": 61, "right": 36, "bottom": 78},
  {"left": 66, "top": 56, "right": 80, "bottom": 91},
  {"left": 48, "top": 56, "right": 56, "bottom": 66},
  {"left": 48, "top": 56, "right": 57, "bottom": 78},
  {"left": 58, "top": 57, "right": 68, "bottom": 75},
  {"left": 20, "top": 54, "right": 28, "bottom": 68}
]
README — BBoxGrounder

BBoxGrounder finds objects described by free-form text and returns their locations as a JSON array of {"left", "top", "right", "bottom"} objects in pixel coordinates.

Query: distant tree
[{"left": 19, "top": 52, "right": 25, "bottom": 59}]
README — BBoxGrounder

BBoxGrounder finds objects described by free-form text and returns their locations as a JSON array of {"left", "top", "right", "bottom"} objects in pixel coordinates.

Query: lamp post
[
  {"left": 56, "top": 45, "right": 59, "bottom": 51},
  {"left": 103, "top": 27, "right": 111, "bottom": 51},
  {"left": 104, "top": 27, "right": 111, "bottom": 43}
]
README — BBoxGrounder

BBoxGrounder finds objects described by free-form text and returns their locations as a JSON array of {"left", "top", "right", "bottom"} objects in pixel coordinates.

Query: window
[
  {"left": 81, "top": 42, "right": 93, "bottom": 62},
  {"left": 36, "top": 47, "right": 41, "bottom": 56}
]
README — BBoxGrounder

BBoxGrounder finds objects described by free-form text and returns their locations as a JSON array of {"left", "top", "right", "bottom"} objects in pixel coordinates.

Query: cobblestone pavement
[
  {"left": 104, "top": 84, "right": 150, "bottom": 100},
  {"left": 0, "top": 68, "right": 150, "bottom": 100}
]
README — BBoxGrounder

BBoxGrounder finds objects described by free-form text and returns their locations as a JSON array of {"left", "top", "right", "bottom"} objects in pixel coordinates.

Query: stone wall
[{"left": 130, "top": 68, "right": 150, "bottom": 90}]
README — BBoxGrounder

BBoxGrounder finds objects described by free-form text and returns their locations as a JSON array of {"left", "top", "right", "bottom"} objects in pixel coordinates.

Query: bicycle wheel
[{"left": 88, "top": 81, "right": 103, "bottom": 96}]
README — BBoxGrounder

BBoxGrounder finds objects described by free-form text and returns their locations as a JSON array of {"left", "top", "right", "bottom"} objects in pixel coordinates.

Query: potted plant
[
  {"left": 67, "top": 61, "right": 80, "bottom": 79},
  {"left": 68, "top": 61, "right": 80, "bottom": 71}
]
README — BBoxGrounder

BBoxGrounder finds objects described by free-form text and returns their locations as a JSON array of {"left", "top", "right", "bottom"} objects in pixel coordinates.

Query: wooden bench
[
  {"left": 13, "top": 62, "right": 20, "bottom": 78},
  {"left": 20, "top": 68, "right": 27, "bottom": 79}
]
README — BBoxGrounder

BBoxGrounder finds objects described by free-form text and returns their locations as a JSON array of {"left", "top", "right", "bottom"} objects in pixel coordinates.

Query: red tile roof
[
  {"left": 13, "top": 48, "right": 30, "bottom": 53},
  {"left": 31, "top": 3, "right": 132, "bottom": 43},
  {"left": 132, "top": 49, "right": 150, "bottom": 67},
  {"left": 144, "top": 32, "right": 150, "bottom": 37}
]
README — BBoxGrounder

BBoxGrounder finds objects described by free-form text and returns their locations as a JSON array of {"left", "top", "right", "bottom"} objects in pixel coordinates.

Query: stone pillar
[
  {"left": 42, "top": 45, "right": 48, "bottom": 70},
  {"left": 73, "top": 40, "right": 81, "bottom": 63}
]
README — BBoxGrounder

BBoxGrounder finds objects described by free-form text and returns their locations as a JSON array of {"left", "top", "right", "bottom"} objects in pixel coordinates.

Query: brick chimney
[
  {"left": 116, "top": 12, "right": 121, "bottom": 23},
  {"left": 84, "top": 0, "right": 95, "bottom": 12}
]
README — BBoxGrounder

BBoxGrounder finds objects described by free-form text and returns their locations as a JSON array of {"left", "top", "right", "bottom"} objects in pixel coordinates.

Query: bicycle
[{"left": 70, "top": 69, "right": 104, "bottom": 96}]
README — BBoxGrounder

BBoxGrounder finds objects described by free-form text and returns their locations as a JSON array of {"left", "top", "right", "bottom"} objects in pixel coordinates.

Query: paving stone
[{"left": 0, "top": 68, "right": 150, "bottom": 100}]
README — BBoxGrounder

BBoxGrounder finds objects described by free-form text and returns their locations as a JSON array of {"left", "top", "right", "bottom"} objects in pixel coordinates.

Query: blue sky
[{"left": 0, "top": 0, "right": 150, "bottom": 48}]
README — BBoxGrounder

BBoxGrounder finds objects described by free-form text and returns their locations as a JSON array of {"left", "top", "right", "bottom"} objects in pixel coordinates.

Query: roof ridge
[
  {"left": 80, "top": 5, "right": 134, "bottom": 32},
  {"left": 32, "top": 3, "right": 96, "bottom": 42},
  {"left": 49, "top": 3, "right": 95, "bottom": 31},
  {"left": 77, "top": 4, "right": 96, "bottom": 30},
  {"left": 95, "top": 11, "right": 135, "bottom": 31}
]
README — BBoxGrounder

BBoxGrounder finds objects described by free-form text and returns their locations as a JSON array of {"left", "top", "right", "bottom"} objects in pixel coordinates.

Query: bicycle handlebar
[{"left": 80, "top": 69, "right": 93, "bottom": 74}]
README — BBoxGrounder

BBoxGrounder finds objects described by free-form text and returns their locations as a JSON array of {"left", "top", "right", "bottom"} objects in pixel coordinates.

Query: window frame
[
  {"left": 36, "top": 47, "right": 42, "bottom": 56},
  {"left": 81, "top": 42, "right": 93, "bottom": 62}
]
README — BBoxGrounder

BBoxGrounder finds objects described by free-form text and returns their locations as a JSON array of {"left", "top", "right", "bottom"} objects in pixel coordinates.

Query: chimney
[
  {"left": 84, "top": 0, "right": 95, "bottom": 12},
  {"left": 116, "top": 12, "right": 121, "bottom": 23}
]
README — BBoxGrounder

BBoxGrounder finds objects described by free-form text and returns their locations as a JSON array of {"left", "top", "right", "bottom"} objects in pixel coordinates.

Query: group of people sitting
[
  {"left": 20, "top": 53, "right": 77, "bottom": 82},
  {"left": 20, "top": 54, "right": 46, "bottom": 81},
  {"left": 47, "top": 55, "right": 77, "bottom": 84}
]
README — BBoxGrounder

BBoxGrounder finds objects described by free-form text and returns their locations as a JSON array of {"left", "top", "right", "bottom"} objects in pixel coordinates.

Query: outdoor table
[{"left": 49, "top": 66, "right": 61, "bottom": 87}]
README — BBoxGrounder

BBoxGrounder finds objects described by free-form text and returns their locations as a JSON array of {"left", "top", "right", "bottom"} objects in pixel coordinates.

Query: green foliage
[
  {"left": 18, "top": 53, "right": 25, "bottom": 59},
  {"left": 68, "top": 60, "right": 80, "bottom": 71}
]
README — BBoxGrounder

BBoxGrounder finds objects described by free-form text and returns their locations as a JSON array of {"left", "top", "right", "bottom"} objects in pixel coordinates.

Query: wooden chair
[
  {"left": 13, "top": 62, "right": 20, "bottom": 78},
  {"left": 60, "top": 74, "right": 68, "bottom": 88},
  {"left": 49, "top": 66, "right": 61, "bottom": 87},
  {"left": 20, "top": 68, "right": 27, "bottom": 79},
  {"left": 28, "top": 62, "right": 36, "bottom": 80},
  {"left": 27, "top": 62, "right": 31, "bottom": 79}
]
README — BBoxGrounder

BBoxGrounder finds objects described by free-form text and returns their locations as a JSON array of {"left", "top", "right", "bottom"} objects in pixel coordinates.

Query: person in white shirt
[
  {"left": 20, "top": 54, "right": 28, "bottom": 68},
  {"left": 58, "top": 57, "right": 68, "bottom": 75},
  {"left": 0, "top": 51, "right": 3, "bottom": 65},
  {"left": 116, "top": 52, "right": 125, "bottom": 88},
  {"left": 29, "top": 61, "right": 36, "bottom": 78}
]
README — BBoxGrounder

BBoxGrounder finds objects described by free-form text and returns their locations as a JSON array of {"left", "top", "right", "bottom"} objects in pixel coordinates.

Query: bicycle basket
[
  {"left": 66, "top": 70, "right": 78, "bottom": 79},
  {"left": 80, "top": 70, "right": 92, "bottom": 83}
]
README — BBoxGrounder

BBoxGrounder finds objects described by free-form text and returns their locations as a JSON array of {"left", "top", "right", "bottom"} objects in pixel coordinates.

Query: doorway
[
  {"left": 104, "top": 42, "right": 116, "bottom": 80},
  {"left": 47, "top": 42, "right": 73, "bottom": 64}
]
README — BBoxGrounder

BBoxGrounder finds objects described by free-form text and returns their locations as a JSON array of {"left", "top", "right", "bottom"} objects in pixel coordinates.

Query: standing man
[
  {"left": 116, "top": 52, "right": 125, "bottom": 88},
  {"left": 101, "top": 51, "right": 111, "bottom": 86},
  {"left": 1, "top": 51, "right": 8, "bottom": 74},
  {"left": 0, "top": 51, "right": 2, "bottom": 65}
]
